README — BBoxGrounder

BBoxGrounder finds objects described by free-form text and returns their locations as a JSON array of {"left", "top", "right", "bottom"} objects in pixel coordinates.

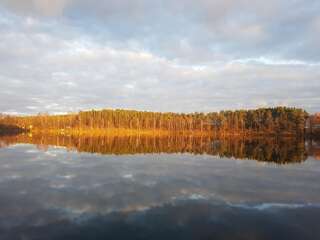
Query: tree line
[{"left": 0, "top": 106, "right": 308, "bottom": 136}]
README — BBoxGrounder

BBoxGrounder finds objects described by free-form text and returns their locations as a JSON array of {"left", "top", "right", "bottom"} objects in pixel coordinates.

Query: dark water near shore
[{"left": 0, "top": 134, "right": 319, "bottom": 240}]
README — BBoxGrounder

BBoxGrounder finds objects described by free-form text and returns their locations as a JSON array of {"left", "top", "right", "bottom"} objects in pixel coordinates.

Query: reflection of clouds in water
[
  {"left": 0, "top": 146, "right": 319, "bottom": 195},
  {"left": 44, "top": 148, "right": 68, "bottom": 157},
  {"left": 188, "top": 194, "right": 207, "bottom": 200},
  {"left": 26, "top": 149, "right": 40, "bottom": 153},
  {"left": 50, "top": 183, "right": 66, "bottom": 189},
  {"left": 4, "top": 144, "right": 31, "bottom": 150},
  {"left": 58, "top": 174, "right": 76, "bottom": 180},
  {"left": 0, "top": 199, "right": 320, "bottom": 240},
  {"left": 44, "top": 151, "right": 57, "bottom": 157},
  {"left": 123, "top": 174, "right": 134, "bottom": 180},
  {"left": 0, "top": 144, "right": 319, "bottom": 226},
  {"left": 231, "top": 203, "right": 320, "bottom": 211},
  {"left": 8, "top": 175, "right": 21, "bottom": 179}
]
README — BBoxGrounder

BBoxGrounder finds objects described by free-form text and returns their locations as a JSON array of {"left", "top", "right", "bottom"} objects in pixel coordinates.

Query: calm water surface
[{"left": 0, "top": 134, "right": 319, "bottom": 240}]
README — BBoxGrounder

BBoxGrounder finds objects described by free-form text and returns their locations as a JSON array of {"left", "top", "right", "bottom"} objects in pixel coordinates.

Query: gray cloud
[
  {"left": 0, "top": 0, "right": 72, "bottom": 16},
  {"left": 0, "top": 1, "right": 319, "bottom": 114}
]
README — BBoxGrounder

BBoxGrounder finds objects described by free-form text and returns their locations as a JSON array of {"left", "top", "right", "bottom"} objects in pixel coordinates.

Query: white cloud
[
  {"left": 0, "top": 1, "right": 319, "bottom": 114},
  {"left": 0, "top": 0, "right": 72, "bottom": 16}
]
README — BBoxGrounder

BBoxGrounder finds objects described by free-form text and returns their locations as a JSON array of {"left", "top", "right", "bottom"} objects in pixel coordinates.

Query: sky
[{"left": 0, "top": 0, "right": 319, "bottom": 115}]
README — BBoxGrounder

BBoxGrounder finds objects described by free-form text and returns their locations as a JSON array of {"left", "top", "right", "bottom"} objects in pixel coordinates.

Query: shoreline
[{"left": 20, "top": 128, "right": 305, "bottom": 138}]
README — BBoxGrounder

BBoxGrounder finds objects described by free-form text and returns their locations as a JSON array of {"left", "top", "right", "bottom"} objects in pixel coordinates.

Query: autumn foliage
[{"left": 0, "top": 107, "right": 308, "bottom": 136}]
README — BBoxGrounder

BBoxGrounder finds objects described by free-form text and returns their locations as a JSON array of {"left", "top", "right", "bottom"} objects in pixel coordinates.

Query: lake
[{"left": 0, "top": 134, "right": 319, "bottom": 240}]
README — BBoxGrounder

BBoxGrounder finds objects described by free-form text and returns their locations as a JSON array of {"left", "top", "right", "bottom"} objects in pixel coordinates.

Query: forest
[{"left": 0, "top": 107, "right": 308, "bottom": 136}]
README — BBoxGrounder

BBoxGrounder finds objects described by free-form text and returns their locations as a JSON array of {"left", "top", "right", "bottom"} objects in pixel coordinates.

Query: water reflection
[
  {"left": 0, "top": 134, "right": 320, "bottom": 239},
  {"left": 0, "top": 134, "right": 314, "bottom": 164},
  {"left": 1, "top": 199, "right": 319, "bottom": 240}
]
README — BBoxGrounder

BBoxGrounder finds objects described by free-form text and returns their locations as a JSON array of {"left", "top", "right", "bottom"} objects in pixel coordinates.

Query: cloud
[
  {"left": 0, "top": 0, "right": 72, "bottom": 16},
  {"left": 0, "top": 1, "right": 319, "bottom": 114}
]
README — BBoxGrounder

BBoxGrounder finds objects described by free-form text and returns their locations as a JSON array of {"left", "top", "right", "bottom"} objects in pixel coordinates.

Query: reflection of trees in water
[
  {"left": 0, "top": 124, "right": 25, "bottom": 135},
  {"left": 306, "top": 139, "right": 320, "bottom": 160},
  {"left": 211, "top": 138, "right": 308, "bottom": 164},
  {"left": 0, "top": 134, "right": 310, "bottom": 164}
]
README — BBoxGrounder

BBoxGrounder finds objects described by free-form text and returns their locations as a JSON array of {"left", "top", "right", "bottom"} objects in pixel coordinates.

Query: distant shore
[{"left": 0, "top": 106, "right": 315, "bottom": 137}]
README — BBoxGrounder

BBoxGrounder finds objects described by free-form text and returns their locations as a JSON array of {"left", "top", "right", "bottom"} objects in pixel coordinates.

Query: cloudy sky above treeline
[{"left": 0, "top": 0, "right": 319, "bottom": 114}]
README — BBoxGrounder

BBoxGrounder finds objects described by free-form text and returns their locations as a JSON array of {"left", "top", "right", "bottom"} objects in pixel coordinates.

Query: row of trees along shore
[{"left": 0, "top": 107, "right": 308, "bottom": 136}]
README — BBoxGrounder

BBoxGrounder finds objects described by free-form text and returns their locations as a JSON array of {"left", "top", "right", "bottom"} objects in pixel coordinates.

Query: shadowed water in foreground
[{"left": 0, "top": 134, "right": 319, "bottom": 239}]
